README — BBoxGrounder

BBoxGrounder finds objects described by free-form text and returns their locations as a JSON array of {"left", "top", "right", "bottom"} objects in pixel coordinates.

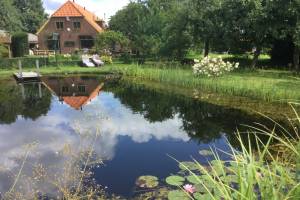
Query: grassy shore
[{"left": 1, "top": 63, "right": 300, "bottom": 102}]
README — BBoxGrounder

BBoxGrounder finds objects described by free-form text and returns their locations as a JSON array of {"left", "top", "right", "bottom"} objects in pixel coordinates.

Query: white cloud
[{"left": 43, "top": 0, "right": 130, "bottom": 22}]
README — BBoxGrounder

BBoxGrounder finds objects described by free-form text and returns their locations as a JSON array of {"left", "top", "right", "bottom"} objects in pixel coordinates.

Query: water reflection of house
[{"left": 42, "top": 77, "right": 104, "bottom": 110}]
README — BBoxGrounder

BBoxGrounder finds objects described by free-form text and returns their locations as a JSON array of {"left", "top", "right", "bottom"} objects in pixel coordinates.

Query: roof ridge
[{"left": 51, "top": 0, "right": 82, "bottom": 17}]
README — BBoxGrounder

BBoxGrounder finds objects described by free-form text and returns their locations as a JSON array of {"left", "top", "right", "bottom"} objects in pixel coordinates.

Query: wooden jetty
[{"left": 13, "top": 60, "right": 42, "bottom": 82}]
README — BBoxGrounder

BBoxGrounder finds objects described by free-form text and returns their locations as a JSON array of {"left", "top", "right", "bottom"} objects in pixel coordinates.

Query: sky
[{"left": 42, "top": 0, "right": 130, "bottom": 22}]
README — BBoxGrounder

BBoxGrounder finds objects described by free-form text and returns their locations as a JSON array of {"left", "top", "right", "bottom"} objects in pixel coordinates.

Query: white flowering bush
[{"left": 193, "top": 56, "right": 239, "bottom": 77}]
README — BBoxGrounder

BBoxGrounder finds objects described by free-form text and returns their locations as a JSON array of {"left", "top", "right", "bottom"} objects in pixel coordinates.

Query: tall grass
[
  {"left": 175, "top": 103, "right": 300, "bottom": 200},
  {"left": 105, "top": 64, "right": 300, "bottom": 102}
]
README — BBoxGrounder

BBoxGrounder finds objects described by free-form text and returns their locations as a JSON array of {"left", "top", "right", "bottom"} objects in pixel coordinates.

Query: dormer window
[
  {"left": 73, "top": 22, "right": 81, "bottom": 30},
  {"left": 56, "top": 22, "right": 64, "bottom": 30}
]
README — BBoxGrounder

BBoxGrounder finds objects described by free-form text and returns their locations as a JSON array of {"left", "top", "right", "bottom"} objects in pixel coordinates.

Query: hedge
[
  {"left": 11, "top": 32, "right": 29, "bottom": 57},
  {"left": 0, "top": 57, "right": 81, "bottom": 69}
]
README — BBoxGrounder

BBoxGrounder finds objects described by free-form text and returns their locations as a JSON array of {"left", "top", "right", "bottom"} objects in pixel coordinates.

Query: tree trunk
[
  {"left": 293, "top": 45, "right": 300, "bottom": 71},
  {"left": 251, "top": 47, "right": 261, "bottom": 69},
  {"left": 204, "top": 40, "right": 209, "bottom": 57}
]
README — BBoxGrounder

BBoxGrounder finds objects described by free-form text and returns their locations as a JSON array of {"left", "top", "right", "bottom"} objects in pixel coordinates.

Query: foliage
[
  {"left": 0, "top": 0, "right": 46, "bottom": 33},
  {"left": 135, "top": 175, "right": 159, "bottom": 188},
  {"left": 100, "top": 55, "right": 113, "bottom": 64},
  {"left": 13, "top": 0, "right": 47, "bottom": 33},
  {"left": 193, "top": 57, "right": 239, "bottom": 77},
  {"left": 11, "top": 32, "right": 28, "bottom": 57},
  {"left": 165, "top": 176, "right": 185, "bottom": 186},
  {"left": 96, "top": 30, "right": 129, "bottom": 53},
  {"left": 164, "top": 106, "right": 300, "bottom": 199},
  {"left": 0, "top": 44, "right": 9, "bottom": 58},
  {"left": 0, "top": 0, "right": 23, "bottom": 32}
]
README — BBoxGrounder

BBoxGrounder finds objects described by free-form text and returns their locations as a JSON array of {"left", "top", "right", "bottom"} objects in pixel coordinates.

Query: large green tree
[
  {"left": 13, "top": 0, "right": 47, "bottom": 33},
  {"left": 268, "top": 0, "right": 300, "bottom": 70},
  {"left": 0, "top": 0, "right": 23, "bottom": 32}
]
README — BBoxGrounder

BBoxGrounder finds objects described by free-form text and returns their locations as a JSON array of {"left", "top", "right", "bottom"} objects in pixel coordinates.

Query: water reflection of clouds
[{"left": 0, "top": 92, "right": 190, "bottom": 194}]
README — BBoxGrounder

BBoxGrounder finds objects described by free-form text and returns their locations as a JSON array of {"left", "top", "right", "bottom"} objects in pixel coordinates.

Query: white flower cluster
[{"left": 192, "top": 57, "right": 239, "bottom": 77}]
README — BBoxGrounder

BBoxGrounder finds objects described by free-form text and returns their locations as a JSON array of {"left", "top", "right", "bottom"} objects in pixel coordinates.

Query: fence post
[
  {"left": 36, "top": 59, "right": 40, "bottom": 77},
  {"left": 18, "top": 60, "right": 22, "bottom": 79}
]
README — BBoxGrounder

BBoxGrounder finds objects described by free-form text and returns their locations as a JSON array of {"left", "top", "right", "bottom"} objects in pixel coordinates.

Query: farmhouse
[{"left": 37, "top": 0, "right": 105, "bottom": 54}]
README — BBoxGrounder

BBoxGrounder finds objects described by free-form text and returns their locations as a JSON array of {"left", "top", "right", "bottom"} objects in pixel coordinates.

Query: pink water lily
[{"left": 183, "top": 184, "right": 196, "bottom": 194}]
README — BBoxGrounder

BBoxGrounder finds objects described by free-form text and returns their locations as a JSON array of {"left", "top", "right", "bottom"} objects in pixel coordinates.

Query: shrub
[
  {"left": 0, "top": 57, "right": 49, "bottom": 69},
  {"left": 0, "top": 44, "right": 9, "bottom": 58},
  {"left": 120, "top": 52, "right": 133, "bottom": 64},
  {"left": 11, "top": 32, "right": 28, "bottom": 57},
  {"left": 193, "top": 56, "right": 239, "bottom": 77},
  {"left": 100, "top": 55, "right": 113, "bottom": 64}
]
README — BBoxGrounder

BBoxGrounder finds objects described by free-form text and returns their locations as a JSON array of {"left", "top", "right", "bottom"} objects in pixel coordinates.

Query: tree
[
  {"left": 160, "top": 0, "right": 193, "bottom": 59},
  {"left": 96, "top": 30, "right": 129, "bottom": 53},
  {"left": 13, "top": 0, "right": 47, "bottom": 33},
  {"left": 189, "top": 0, "right": 223, "bottom": 57},
  {"left": 268, "top": 0, "right": 300, "bottom": 71},
  {"left": 0, "top": 0, "right": 23, "bottom": 32}
]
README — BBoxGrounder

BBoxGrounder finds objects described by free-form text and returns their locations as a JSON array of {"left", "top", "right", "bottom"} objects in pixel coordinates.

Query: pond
[{"left": 0, "top": 75, "right": 290, "bottom": 199}]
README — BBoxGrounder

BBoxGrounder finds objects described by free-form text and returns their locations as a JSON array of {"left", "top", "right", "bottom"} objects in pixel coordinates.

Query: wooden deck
[{"left": 13, "top": 72, "right": 41, "bottom": 82}]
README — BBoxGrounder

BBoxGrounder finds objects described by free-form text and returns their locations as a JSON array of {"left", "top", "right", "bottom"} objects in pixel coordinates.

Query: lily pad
[
  {"left": 136, "top": 175, "right": 159, "bottom": 188},
  {"left": 166, "top": 175, "right": 185, "bottom": 186},
  {"left": 194, "top": 184, "right": 212, "bottom": 193},
  {"left": 194, "top": 192, "right": 213, "bottom": 200},
  {"left": 220, "top": 174, "right": 239, "bottom": 184},
  {"left": 210, "top": 160, "right": 225, "bottom": 176},
  {"left": 168, "top": 190, "right": 189, "bottom": 200},
  {"left": 179, "top": 161, "right": 199, "bottom": 171},
  {"left": 199, "top": 149, "right": 214, "bottom": 156},
  {"left": 186, "top": 175, "right": 202, "bottom": 184}
]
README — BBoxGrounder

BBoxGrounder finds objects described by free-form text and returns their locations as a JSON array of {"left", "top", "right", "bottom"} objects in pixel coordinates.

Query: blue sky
[{"left": 42, "top": 0, "right": 129, "bottom": 21}]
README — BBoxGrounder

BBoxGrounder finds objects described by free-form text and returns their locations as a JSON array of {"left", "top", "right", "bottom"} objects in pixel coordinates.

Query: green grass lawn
[{"left": 1, "top": 63, "right": 300, "bottom": 102}]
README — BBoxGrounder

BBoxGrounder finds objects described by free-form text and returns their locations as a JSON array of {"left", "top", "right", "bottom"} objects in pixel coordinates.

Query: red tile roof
[
  {"left": 51, "top": 0, "right": 103, "bottom": 32},
  {"left": 62, "top": 84, "right": 103, "bottom": 110}
]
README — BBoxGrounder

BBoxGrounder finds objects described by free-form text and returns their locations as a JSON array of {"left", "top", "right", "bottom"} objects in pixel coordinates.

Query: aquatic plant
[
  {"left": 193, "top": 57, "right": 239, "bottom": 77},
  {"left": 135, "top": 175, "right": 159, "bottom": 189},
  {"left": 165, "top": 103, "right": 300, "bottom": 200}
]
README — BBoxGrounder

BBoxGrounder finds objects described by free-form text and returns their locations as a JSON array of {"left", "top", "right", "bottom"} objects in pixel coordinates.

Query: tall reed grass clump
[{"left": 165, "top": 103, "right": 300, "bottom": 200}]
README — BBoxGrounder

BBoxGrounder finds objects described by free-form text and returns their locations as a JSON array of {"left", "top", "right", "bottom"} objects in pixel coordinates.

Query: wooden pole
[
  {"left": 18, "top": 60, "right": 22, "bottom": 79},
  {"left": 36, "top": 59, "right": 40, "bottom": 77}
]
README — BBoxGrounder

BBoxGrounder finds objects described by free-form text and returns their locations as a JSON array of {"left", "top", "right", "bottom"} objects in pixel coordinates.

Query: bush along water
[
  {"left": 193, "top": 56, "right": 239, "bottom": 77},
  {"left": 163, "top": 103, "right": 300, "bottom": 200}
]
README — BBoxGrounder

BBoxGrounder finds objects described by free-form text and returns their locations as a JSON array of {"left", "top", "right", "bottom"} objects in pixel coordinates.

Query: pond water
[{"left": 0, "top": 75, "right": 285, "bottom": 198}]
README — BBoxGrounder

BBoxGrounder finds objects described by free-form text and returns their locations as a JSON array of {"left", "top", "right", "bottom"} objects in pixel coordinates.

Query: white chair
[
  {"left": 81, "top": 55, "right": 95, "bottom": 67},
  {"left": 91, "top": 55, "right": 104, "bottom": 67}
]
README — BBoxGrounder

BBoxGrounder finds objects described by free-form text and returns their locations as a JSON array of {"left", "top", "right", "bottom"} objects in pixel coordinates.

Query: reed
[{"left": 169, "top": 103, "right": 300, "bottom": 200}]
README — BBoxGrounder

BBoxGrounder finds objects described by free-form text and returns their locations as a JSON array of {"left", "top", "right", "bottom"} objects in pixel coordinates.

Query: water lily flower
[{"left": 183, "top": 184, "right": 196, "bottom": 194}]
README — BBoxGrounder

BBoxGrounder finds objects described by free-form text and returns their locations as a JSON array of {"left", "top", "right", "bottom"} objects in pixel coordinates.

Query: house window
[
  {"left": 79, "top": 35, "right": 94, "bottom": 49},
  {"left": 73, "top": 22, "right": 81, "bottom": 30},
  {"left": 56, "top": 22, "right": 64, "bottom": 30},
  {"left": 64, "top": 41, "right": 75, "bottom": 47},
  {"left": 78, "top": 85, "right": 86, "bottom": 93}
]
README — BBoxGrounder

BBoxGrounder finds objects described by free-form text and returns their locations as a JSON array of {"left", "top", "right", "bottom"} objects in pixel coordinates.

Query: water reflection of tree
[
  {"left": 105, "top": 81, "right": 284, "bottom": 146},
  {"left": 0, "top": 81, "right": 52, "bottom": 124}
]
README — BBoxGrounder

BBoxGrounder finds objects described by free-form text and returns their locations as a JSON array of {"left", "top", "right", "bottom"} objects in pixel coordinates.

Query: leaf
[
  {"left": 168, "top": 190, "right": 189, "bottom": 200},
  {"left": 179, "top": 161, "right": 199, "bottom": 171},
  {"left": 220, "top": 175, "right": 239, "bottom": 184},
  {"left": 166, "top": 175, "right": 185, "bottom": 186},
  {"left": 136, "top": 175, "right": 159, "bottom": 188},
  {"left": 199, "top": 149, "right": 214, "bottom": 156},
  {"left": 187, "top": 175, "right": 202, "bottom": 184},
  {"left": 193, "top": 192, "right": 213, "bottom": 200}
]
